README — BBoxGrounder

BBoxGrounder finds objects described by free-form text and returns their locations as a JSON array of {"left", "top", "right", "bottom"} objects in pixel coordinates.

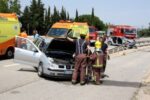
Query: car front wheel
[{"left": 38, "top": 63, "right": 44, "bottom": 77}]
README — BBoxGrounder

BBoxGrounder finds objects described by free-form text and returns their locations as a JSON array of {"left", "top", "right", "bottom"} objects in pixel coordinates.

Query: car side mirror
[
  {"left": 34, "top": 50, "right": 38, "bottom": 53},
  {"left": 66, "top": 29, "right": 72, "bottom": 36}
]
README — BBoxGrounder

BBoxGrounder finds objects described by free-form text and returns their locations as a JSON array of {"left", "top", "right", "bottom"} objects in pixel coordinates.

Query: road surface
[{"left": 0, "top": 47, "right": 150, "bottom": 100}]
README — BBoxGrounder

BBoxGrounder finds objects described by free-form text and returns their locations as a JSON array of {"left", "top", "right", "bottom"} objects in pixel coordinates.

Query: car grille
[
  {"left": 59, "top": 65, "right": 64, "bottom": 69},
  {"left": 66, "top": 65, "right": 71, "bottom": 69},
  {"left": 58, "top": 65, "right": 73, "bottom": 70}
]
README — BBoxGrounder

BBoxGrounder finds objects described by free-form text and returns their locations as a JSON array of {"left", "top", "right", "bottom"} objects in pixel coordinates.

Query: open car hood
[{"left": 45, "top": 38, "right": 75, "bottom": 62}]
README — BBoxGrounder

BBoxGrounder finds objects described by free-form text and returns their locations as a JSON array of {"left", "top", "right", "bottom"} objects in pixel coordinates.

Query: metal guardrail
[{"left": 108, "top": 40, "right": 150, "bottom": 54}]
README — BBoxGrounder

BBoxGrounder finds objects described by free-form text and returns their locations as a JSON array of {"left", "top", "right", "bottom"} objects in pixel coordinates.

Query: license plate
[{"left": 65, "top": 70, "right": 72, "bottom": 74}]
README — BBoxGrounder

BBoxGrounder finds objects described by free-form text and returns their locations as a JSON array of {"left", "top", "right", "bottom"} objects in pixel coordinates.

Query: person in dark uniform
[
  {"left": 101, "top": 37, "right": 110, "bottom": 78},
  {"left": 67, "top": 33, "right": 90, "bottom": 85}
]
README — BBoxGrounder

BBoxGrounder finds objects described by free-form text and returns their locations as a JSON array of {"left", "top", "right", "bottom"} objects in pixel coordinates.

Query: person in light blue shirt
[{"left": 33, "top": 29, "right": 39, "bottom": 40}]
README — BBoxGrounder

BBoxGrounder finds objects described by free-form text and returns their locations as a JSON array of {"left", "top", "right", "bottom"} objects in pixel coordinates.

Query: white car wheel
[{"left": 38, "top": 63, "right": 44, "bottom": 77}]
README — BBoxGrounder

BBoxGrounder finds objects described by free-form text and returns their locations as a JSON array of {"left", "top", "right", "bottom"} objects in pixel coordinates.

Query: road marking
[{"left": 3, "top": 64, "right": 20, "bottom": 68}]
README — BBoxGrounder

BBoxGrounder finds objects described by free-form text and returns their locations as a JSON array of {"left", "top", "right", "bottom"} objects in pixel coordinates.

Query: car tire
[
  {"left": 38, "top": 63, "right": 44, "bottom": 77},
  {"left": 6, "top": 49, "right": 14, "bottom": 59},
  {"left": 34, "top": 67, "right": 38, "bottom": 71}
]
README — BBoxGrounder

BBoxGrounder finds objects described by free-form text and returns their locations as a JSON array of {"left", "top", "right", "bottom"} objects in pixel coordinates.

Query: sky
[{"left": 20, "top": 0, "right": 150, "bottom": 28}]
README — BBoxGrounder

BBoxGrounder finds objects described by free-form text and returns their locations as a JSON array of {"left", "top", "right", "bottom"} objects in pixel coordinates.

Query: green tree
[
  {"left": 137, "top": 23, "right": 150, "bottom": 37},
  {"left": 0, "top": 0, "right": 21, "bottom": 14},
  {"left": 138, "top": 28, "right": 150, "bottom": 37},
  {"left": 9, "top": 0, "right": 21, "bottom": 15},
  {"left": 0, "top": 0, "right": 10, "bottom": 13},
  {"left": 75, "top": 9, "right": 79, "bottom": 21},
  {"left": 37, "top": 0, "right": 45, "bottom": 33},
  {"left": 91, "top": 8, "right": 95, "bottom": 25},
  {"left": 29, "top": 0, "right": 45, "bottom": 34},
  {"left": 20, "top": 6, "right": 30, "bottom": 34},
  {"left": 45, "top": 6, "right": 51, "bottom": 32},
  {"left": 60, "top": 6, "right": 66, "bottom": 20},
  {"left": 78, "top": 14, "right": 106, "bottom": 30},
  {"left": 51, "top": 6, "right": 60, "bottom": 24},
  {"left": 29, "top": 0, "right": 38, "bottom": 29}
]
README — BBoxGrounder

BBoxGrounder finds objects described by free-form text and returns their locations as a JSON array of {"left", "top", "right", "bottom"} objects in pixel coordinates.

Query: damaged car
[{"left": 14, "top": 36, "right": 75, "bottom": 78}]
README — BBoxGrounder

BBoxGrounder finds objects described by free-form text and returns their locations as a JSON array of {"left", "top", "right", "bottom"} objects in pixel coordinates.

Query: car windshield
[
  {"left": 47, "top": 28, "right": 69, "bottom": 37},
  {"left": 124, "top": 29, "right": 136, "bottom": 34}
]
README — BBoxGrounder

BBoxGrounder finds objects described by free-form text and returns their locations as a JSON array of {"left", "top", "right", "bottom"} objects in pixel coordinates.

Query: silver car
[{"left": 14, "top": 36, "right": 75, "bottom": 78}]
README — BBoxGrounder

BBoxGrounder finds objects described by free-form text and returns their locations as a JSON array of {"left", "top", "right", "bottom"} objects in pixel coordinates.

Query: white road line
[{"left": 3, "top": 64, "right": 20, "bottom": 68}]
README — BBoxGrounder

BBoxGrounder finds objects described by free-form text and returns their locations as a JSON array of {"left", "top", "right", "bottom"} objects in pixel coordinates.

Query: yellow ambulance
[
  {"left": 47, "top": 21, "right": 89, "bottom": 39},
  {"left": 0, "top": 13, "right": 20, "bottom": 58}
]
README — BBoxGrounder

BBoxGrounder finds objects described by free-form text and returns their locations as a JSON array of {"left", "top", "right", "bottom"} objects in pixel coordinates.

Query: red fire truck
[
  {"left": 107, "top": 25, "right": 137, "bottom": 45},
  {"left": 108, "top": 25, "right": 137, "bottom": 39}
]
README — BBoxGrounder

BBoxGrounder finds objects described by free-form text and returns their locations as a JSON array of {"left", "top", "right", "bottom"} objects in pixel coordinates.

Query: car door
[{"left": 14, "top": 36, "right": 41, "bottom": 67}]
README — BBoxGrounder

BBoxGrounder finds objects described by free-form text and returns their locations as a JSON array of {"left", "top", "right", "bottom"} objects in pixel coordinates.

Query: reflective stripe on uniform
[
  {"left": 77, "top": 39, "right": 86, "bottom": 54},
  {"left": 93, "top": 52, "right": 103, "bottom": 68}
]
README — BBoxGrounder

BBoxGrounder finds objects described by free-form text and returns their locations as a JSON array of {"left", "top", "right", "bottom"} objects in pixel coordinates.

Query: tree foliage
[
  {"left": 0, "top": 0, "right": 20, "bottom": 15},
  {"left": 21, "top": 0, "right": 45, "bottom": 34},
  {"left": 0, "top": 0, "right": 9, "bottom": 13},
  {"left": 20, "top": 6, "right": 30, "bottom": 33},
  {"left": 45, "top": 6, "right": 51, "bottom": 32},
  {"left": 60, "top": 6, "right": 66, "bottom": 20},
  {"left": 78, "top": 14, "right": 106, "bottom": 30},
  {"left": 91, "top": 8, "right": 94, "bottom": 25},
  {"left": 9, "top": 0, "right": 21, "bottom": 15},
  {"left": 51, "top": 6, "right": 60, "bottom": 24},
  {"left": 138, "top": 28, "right": 150, "bottom": 37},
  {"left": 75, "top": 9, "right": 78, "bottom": 22},
  {"left": 137, "top": 23, "right": 150, "bottom": 37}
]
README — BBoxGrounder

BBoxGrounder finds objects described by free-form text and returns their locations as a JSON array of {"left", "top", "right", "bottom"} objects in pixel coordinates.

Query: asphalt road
[{"left": 0, "top": 47, "right": 150, "bottom": 100}]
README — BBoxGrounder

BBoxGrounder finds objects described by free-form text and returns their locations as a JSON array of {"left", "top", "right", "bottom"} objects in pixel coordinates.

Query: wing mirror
[
  {"left": 66, "top": 29, "right": 72, "bottom": 36},
  {"left": 34, "top": 50, "right": 38, "bottom": 53}
]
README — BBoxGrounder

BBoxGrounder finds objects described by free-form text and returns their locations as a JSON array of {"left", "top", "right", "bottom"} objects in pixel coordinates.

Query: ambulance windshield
[{"left": 47, "top": 28, "right": 69, "bottom": 37}]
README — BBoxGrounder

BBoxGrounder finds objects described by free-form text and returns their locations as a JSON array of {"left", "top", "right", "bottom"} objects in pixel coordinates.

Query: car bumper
[{"left": 46, "top": 68, "right": 73, "bottom": 78}]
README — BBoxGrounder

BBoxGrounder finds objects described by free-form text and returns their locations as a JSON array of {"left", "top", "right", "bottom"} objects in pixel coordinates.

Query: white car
[{"left": 14, "top": 36, "right": 75, "bottom": 78}]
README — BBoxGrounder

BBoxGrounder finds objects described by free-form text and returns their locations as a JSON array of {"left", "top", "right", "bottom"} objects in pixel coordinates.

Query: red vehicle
[
  {"left": 89, "top": 26, "right": 98, "bottom": 44},
  {"left": 107, "top": 25, "right": 137, "bottom": 45},
  {"left": 107, "top": 25, "right": 137, "bottom": 39}
]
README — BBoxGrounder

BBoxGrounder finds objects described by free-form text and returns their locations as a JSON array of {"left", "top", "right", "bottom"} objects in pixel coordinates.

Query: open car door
[{"left": 14, "top": 36, "right": 41, "bottom": 67}]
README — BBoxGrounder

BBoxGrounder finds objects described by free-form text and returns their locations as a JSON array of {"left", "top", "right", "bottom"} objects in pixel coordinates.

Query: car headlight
[{"left": 48, "top": 57, "right": 54, "bottom": 63}]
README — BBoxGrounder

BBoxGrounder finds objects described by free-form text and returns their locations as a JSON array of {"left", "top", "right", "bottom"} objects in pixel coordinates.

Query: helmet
[
  {"left": 95, "top": 41, "right": 102, "bottom": 50},
  {"left": 20, "top": 32, "right": 27, "bottom": 38}
]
